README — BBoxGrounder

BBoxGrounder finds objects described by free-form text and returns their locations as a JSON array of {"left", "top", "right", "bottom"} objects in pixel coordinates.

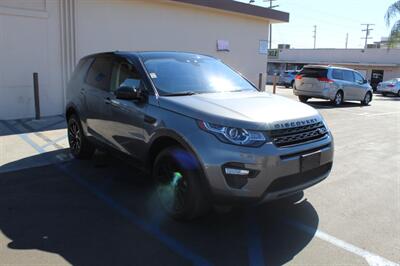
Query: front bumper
[{"left": 188, "top": 128, "right": 334, "bottom": 204}]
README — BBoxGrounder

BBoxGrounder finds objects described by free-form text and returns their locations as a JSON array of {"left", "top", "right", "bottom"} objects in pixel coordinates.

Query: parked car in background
[
  {"left": 293, "top": 65, "right": 373, "bottom": 106},
  {"left": 377, "top": 79, "right": 400, "bottom": 96},
  {"left": 280, "top": 70, "right": 299, "bottom": 88},
  {"left": 65, "top": 51, "right": 334, "bottom": 220}
]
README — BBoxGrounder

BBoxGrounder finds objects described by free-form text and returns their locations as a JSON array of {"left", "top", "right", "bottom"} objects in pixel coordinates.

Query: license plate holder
[{"left": 301, "top": 151, "right": 321, "bottom": 172}]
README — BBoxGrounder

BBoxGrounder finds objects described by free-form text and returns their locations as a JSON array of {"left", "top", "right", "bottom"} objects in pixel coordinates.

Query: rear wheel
[
  {"left": 153, "top": 146, "right": 210, "bottom": 220},
  {"left": 298, "top": 95, "right": 309, "bottom": 103},
  {"left": 397, "top": 90, "right": 400, "bottom": 97},
  {"left": 361, "top": 92, "right": 372, "bottom": 106},
  {"left": 332, "top": 91, "right": 343, "bottom": 106},
  {"left": 67, "top": 114, "right": 95, "bottom": 159}
]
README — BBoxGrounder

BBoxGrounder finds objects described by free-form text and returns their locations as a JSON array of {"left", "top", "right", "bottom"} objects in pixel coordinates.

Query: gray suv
[
  {"left": 294, "top": 65, "right": 373, "bottom": 106},
  {"left": 66, "top": 52, "right": 334, "bottom": 220}
]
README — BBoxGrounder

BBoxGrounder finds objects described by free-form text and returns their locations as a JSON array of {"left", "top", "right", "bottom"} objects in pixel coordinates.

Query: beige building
[
  {"left": 0, "top": 0, "right": 289, "bottom": 119},
  {"left": 267, "top": 48, "right": 400, "bottom": 88}
]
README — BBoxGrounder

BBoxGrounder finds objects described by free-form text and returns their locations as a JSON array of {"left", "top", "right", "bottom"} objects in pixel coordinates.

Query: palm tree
[{"left": 385, "top": 1, "right": 400, "bottom": 47}]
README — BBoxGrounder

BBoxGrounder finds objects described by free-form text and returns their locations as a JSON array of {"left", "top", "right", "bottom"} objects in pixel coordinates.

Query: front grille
[
  {"left": 269, "top": 121, "right": 328, "bottom": 147},
  {"left": 266, "top": 163, "right": 332, "bottom": 194}
]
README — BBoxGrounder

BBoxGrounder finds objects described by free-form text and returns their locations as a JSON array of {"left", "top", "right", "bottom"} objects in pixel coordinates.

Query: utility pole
[
  {"left": 267, "top": 0, "right": 279, "bottom": 49},
  {"left": 345, "top": 33, "right": 349, "bottom": 49},
  {"left": 250, "top": 0, "right": 279, "bottom": 49},
  {"left": 361, "top": 24, "right": 374, "bottom": 49},
  {"left": 313, "top": 25, "right": 317, "bottom": 49}
]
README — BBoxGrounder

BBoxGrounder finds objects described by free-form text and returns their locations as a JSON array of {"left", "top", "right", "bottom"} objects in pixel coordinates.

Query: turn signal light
[{"left": 295, "top": 75, "right": 303, "bottom": 80}]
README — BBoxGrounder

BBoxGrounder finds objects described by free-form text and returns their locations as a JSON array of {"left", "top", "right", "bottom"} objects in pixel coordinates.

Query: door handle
[
  {"left": 104, "top": 97, "right": 112, "bottom": 104},
  {"left": 144, "top": 115, "right": 156, "bottom": 124}
]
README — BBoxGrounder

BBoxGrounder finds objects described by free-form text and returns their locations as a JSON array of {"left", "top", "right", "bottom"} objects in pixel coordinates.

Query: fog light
[{"left": 224, "top": 168, "right": 250, "bottom": 176}]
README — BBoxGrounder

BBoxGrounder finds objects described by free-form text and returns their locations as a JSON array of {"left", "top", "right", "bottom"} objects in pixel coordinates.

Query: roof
[{"left": 169, "top": 0, "right": 289, "bottom": 22}]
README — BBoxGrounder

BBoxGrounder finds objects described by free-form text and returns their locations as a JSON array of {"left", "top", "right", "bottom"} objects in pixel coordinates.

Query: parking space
[{"left": 0, "top": 89, "right": 399, "bottom": 265}]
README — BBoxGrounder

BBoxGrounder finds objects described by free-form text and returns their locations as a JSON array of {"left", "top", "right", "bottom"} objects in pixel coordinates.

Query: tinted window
[
  {"left": 86, "top": 57, "right": 114, "bottom": 90},
  {"left": 141, "top": 53, "right": 256, "bottom": 95},
  {"left": 299, "top": 68, "right": 328, "bottom": 78},
  {"left": 332, "top": 69, "right": 344, "bottom": 80},
  {"left": 343, "top": 70, "right": 354, "bottom": 82},
  {"left": 112, "top": 63, "right": 142, "bottom": 92},
  {"left": 354, "top": 72, "right": 364, "bottom": 83}
]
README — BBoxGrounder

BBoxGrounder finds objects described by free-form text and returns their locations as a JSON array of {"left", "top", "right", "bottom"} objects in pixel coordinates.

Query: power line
[
  {"left": 361, "top": 23, "right": 374, "bottom": 49},
  {"left": 313, "top": 25, "right": 317, "bottom": 49}
]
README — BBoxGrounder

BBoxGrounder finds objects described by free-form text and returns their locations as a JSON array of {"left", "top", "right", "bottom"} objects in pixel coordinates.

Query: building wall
[
  {"left": 267, "top": 48, "right": 400, "bottom": 83},
  {"left": 74, "top": 0, "right": 269, "bottom": 86},
  {"left": 0, "top": 0, "right": 63, "bottom": 120},
  {"left": 0, "top": 0, "right": 270, "bottom": 120}
]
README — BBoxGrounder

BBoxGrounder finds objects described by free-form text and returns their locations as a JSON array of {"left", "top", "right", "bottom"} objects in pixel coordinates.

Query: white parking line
[{"left": 290, "top": 221, "right": 399, "bottom": 266}]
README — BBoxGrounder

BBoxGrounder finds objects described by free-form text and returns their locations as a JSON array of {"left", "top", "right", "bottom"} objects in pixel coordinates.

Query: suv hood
[{"left": 158, "top": 91, "right": 321, "bottom": 130}]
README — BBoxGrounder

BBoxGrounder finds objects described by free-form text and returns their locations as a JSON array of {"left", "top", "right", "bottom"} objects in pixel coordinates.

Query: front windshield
[{"left": 141, "top": 53, "right": 257, "bottom": 96}]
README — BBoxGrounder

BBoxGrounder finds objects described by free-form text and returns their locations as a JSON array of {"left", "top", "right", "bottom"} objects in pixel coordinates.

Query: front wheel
[
  {"left": 153, "top": 147, "right": 210, "bottom": 220},
  {"left": 361, "top": 92, "right": 372, "bottom": 106},
  {"left": 397, "top": 90, "right": 400, "bottom": 97},
  {"left": 298, "top": 95, "right": 309, "bottom": 103}
]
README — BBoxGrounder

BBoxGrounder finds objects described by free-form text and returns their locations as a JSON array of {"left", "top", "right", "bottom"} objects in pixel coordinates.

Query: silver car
[
  {"left": 294, "top": 65, "right": 373, "bottom": 106},
  {"left": 66, "top": 52, "right": 334, "bottom": 220},
  {"left": 377, "top": 78, "right": 400, "bottom": 96}
]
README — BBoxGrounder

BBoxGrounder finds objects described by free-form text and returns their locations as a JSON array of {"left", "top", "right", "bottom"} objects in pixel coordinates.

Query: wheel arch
[{"left": 146, "top": 129, "right": 212, "bottom": 196}]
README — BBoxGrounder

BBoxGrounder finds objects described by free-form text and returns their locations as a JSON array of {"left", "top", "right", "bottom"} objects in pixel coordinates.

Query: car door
[
  {"left": 342, "top": 70, "right": 357, "bottom": 100},
  {"left": 107, "top": 59, "right": 147, "bottom": 159},
  {"left": 83, "top": 56, "right": 116, "bottom": 145},
  {"left": 353, "top": 71, "right": 368, "bottom": 100}
]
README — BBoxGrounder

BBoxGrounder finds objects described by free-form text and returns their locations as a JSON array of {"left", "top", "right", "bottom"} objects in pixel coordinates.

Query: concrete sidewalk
[{"left": 0, "top": 116, "right": 70, "bottom": 173}]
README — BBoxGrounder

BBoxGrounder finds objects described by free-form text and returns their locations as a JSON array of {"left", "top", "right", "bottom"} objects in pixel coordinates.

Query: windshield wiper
[{"left": 163, "top": 91, "right": 198, "bottom": 97}]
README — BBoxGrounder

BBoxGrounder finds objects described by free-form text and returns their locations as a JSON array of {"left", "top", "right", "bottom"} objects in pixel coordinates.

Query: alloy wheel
[{"left": 68, "top": 120, "right": 81, "bottom": 154}]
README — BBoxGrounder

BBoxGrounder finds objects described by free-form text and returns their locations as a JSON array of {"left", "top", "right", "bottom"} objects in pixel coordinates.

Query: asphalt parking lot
[{"left": 0, "top": 87, "right": 399, "bottom": 266}]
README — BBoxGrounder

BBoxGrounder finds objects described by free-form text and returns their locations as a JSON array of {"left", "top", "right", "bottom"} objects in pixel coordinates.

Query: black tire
[
  {"left": 397, "top": 90, "right": 400, "bottom": 97},
  {"left": 298, "top": 95, "right": 309, "bottom": 103},
  {"left": 332, "top": 91, "right": 343, "bottom": 106},
  {"left": 285, "top": 85, "right": 290, "bottom": 88},
  {"left": 67, "top": 114, "right": 95, "bottom": 159},
  {"left": 382, "top": 92, "right": 387, "bottom": 96},
  {"left": 153, "top": 146, "right": 210, "bottom": 220},
  {"left": 361, "top": 92, "right": 372, "bottom": 106}
]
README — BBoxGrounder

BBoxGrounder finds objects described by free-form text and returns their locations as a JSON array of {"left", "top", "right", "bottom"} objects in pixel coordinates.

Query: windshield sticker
[{"left": 150, "top": 73, "right": 157, "bottom": 79}]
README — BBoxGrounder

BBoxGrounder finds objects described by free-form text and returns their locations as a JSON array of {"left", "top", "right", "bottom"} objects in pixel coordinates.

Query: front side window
[
  {"left": 343, "top": 70, "right": 355, "bottom": 82},
  {"left": 354, "top": 72, "right": 365, "bottom": 83},
  {"left": 111, "top": 62, "right": 142, "bottom": 92},
  {"left": 85, "top": 57, "right": 114, "bottom": 90},
  {"left": 141, "top": 53, "right": 256, "bottom": 96}
]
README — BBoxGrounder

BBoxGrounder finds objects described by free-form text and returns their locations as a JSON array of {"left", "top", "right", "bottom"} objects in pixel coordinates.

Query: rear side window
[
  {"left": 85, "top": 57, "right": 114, "bottom": 90},
  {"left": 299, "top": 68, "right": 328, "bottom": 78},
  {"left": 332, "top": 69, "right": 344, "bottom": 80},
  {"left": 354, "top": 72, "right": 364, "bottom": 83},
  {"left": 343, "top": 70, "right": 355, "bottom": 82}
]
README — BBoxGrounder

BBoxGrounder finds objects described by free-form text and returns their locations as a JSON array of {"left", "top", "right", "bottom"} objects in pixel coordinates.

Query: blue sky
[{"left": 237, "top": 0, "right": 396, "bottom": 49}]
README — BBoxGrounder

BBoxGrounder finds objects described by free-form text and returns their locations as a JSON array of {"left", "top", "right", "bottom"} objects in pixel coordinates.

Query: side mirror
[
  {"left": 115, "top": 86, "right": 143, "bottom": 101},
  {"left": 362, "top": 79, "right": 368, "bottom": 84}
]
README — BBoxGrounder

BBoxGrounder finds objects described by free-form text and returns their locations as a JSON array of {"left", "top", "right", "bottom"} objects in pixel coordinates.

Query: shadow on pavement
[
  {"left": 0, "top": 150, "right": 319, "bottom": 266},
  {"left": 0, "top": 116, "right": 66, "bottom": 137},
  {"left": 306, "top": 100, "right": 366, "bottom": 109}
]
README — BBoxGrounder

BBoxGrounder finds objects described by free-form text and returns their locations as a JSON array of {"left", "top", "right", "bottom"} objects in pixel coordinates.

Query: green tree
[{"left": 385, "top": 1, "right": 400, "bottom": 47}]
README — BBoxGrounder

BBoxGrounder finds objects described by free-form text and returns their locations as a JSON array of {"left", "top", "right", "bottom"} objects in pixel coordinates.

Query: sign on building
[
  {"left": 268, "top": 49, "right": 279, "bottom": 59},
  {"left": 217, "top": 40, "right": 230, "bottom": 52}
]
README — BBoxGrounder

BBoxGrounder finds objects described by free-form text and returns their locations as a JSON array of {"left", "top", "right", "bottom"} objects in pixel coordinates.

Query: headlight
[{"left": 198, "top": 121, "right": 267, "bottom": 147}]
